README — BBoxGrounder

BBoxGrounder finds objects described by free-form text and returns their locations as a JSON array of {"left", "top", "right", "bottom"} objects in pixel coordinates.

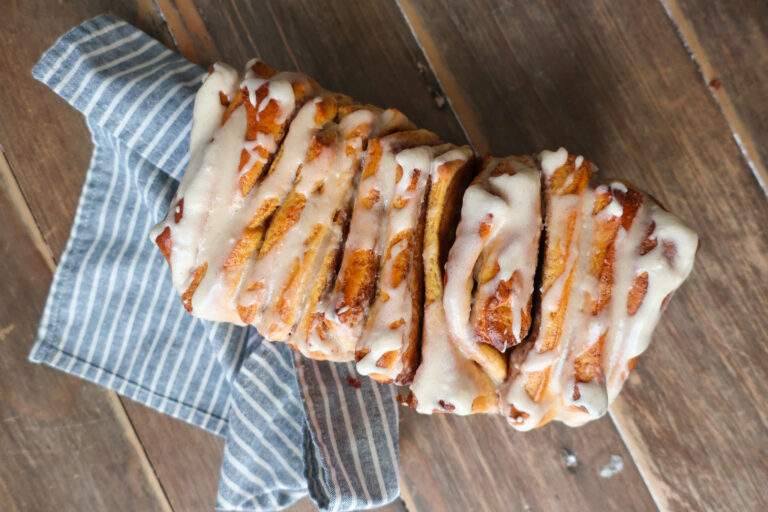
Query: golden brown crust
[
  {"left": 395, "top": 193, "right": 426, "bottom": 385},
  {"left": 181, "top": 263, "right": 208, "bottom": 313},
  {"left": 155, "top": 226, "right": 172, "bottom": 267},
  {"left": 473, "top": 270, "right": 525, "bottom": 352},
  {"left": 337, "top": 249, "right": 377, "bottom": 323}
]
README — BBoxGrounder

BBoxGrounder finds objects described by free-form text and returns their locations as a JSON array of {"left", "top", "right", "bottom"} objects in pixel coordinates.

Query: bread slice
[
  {"left": 150, "top": 61, "right": 321, "bottom": 324},
  {"left": 408, "top": 146, "right": 499, "bottom": 414},
  {"left": 235, "top": 91, "right": 353, "bottom": 331},
  {"left": 500, "top": 148, "right": 698, "bottom": 430},
  {"left": 443, "top": 155, "right": 542, "bottom": 384},
  {"left": 283, "top": 106, "right": 415, "bottom": 357},
  {"left": 352, "top": 139, "right": 453, "bottom": 384},
  {"left": 313, "top": 129, "right": 441, "bottom": 366}
]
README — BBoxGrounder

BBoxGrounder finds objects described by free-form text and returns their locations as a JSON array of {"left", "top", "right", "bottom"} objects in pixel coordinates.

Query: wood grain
[
  {"left": 178, "top": 1, "right": 656, "bottom": 510},
  {"left": 400, "top": 408, "right": 653, "bottom": 511},
  {"left": 120, "top": 399, "right": 226, "bottom": 511},
  {"left": 0, "top": 0, "right": 175, "bottom": 256},
  {"left": 398, "top": 0, "right": 768, "bottom": 510},
  {"left": 662, "top": 0, "right": 768, "bottom": 194},
  {"left": 0, "top": 153, "right": 171, "bottom": 511},
  {"left": 154, "top": 0, "right": 219, "bottom": 66}
]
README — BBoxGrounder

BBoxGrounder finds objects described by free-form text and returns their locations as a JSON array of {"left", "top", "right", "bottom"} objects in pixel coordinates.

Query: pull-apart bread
[{"left": 152, "top": 61, "right": 698, "bottom": 429}]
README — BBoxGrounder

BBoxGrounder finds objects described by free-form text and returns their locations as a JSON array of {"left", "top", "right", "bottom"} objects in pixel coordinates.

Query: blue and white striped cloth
[{"left": 29, "top": 14, "right": 399, "bottom": 511}]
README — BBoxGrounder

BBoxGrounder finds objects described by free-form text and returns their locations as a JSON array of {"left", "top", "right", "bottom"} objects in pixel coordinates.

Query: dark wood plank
[
  {"left": 664, "top": 0, "right": 768, "bottom": 193},
  {"left": 0, "top": 0, "right": 174, "bottom": 256},
  {"left": 400, "top": 408, "right": 653, "bottom": 512},
  {"left": 0, "top": 153, "right": 171, "bottom": 511},
  {"left": 398, "top": 0, "right": 768, "bottom": 510},
  {"left": 120, "top": 400, "right": 225, "bottom": 511},
  {"left": 0, "top": 2, "right": 231, "bottom": 509},
  {"left": 168, "top": 1, "right": 656, "bottom": 510},
  {"left": 154, "top": 0, "right": 220, "bottom": 66},
  {"left": 168, "top": 0, "right": 466, "bottom": 143}
]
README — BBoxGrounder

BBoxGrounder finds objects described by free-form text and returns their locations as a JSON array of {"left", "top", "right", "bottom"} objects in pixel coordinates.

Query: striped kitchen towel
[{"left": 29, "top": 14, "right": 399, "bottom": 511}]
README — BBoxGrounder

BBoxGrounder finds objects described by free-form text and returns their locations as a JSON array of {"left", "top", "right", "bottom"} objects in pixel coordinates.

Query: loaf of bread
[{"left": 150, "top": 60, "right": 698, "bottom": 429}]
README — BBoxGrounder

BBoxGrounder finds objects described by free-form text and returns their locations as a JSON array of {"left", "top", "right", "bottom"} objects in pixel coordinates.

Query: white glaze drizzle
[
  {"left": 602, "top": 200, "right": 698, "bottom": 404},
  {"left": 411, "top": 301, "right": 495, "bottom": 414},
  {"left": 443, "top": 156, "right": 541, "bottom": 380}
]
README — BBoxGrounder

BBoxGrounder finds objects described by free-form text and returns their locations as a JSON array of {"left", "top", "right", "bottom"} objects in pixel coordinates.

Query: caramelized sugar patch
[
  {"left": 361, "top": 140, "right": 383, "bottom": 180},
  {"left": 155, "top": 226, "right": 172, "bottom": 266},
  {"left": 574, "top": 331, "right": 607, "bottom": 383},
  {"left": 338, "top": 249, "right": 377, "bottom": 321},
  {"left": 181, "top": 263, "right": 208, "bottom": 313},
  {"left": 627, "top": 271, "right": 649, "bottom": 315},
  {"left": 376, "top": 350, "right": 399, "bottom": 369}
]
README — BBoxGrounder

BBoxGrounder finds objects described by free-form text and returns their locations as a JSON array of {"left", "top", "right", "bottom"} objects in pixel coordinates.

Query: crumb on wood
[
  {"left": 709, "top": 78, "right": 722, "bottom": 90},
  {"left": 599, "top": 454, "right": 624, "bottom": 478},
  {"left": 561, "top": 448, "right": 580, "bottom": 473}
]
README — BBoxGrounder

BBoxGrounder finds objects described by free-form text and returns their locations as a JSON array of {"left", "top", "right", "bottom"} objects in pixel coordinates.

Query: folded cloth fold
[{"left": 29, "top": 14, "right": 399, "bottom": 511}]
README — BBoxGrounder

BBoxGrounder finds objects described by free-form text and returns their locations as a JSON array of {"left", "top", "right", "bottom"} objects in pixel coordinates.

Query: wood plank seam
[
  {"left": 607, "top": 409, "right": 665, "bottom": 511},
  {"left": 151, "top": 0, "right": 183, "bottom": 54},
  {"left": 0, "top": 150, "right": 175, "bottom": 512},
  {"left": 153, "top": 0, "right": 219, "bottom": 65},
  {"left": 658, "top": 0, "right": 768, "bottom": 198},
  {"left": 394, "top": 0, "right": 483, "bottom": 155},
  {"left": 0, "top": 150, "right": 55, "bottom": 272},
  {"left": 113, "top": 396, "right": 176, "bottom": 512},
  {"left": 265, "top": 0, "right": 301, "bottom": 72},
  {"left": 398, "top": 477, "right": 416, "bottom": 512}
]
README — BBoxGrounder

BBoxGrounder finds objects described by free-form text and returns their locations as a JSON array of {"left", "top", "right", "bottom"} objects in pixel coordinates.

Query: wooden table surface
[{"left": 1, "top": 1, "right": 766, "bottom": 510}]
